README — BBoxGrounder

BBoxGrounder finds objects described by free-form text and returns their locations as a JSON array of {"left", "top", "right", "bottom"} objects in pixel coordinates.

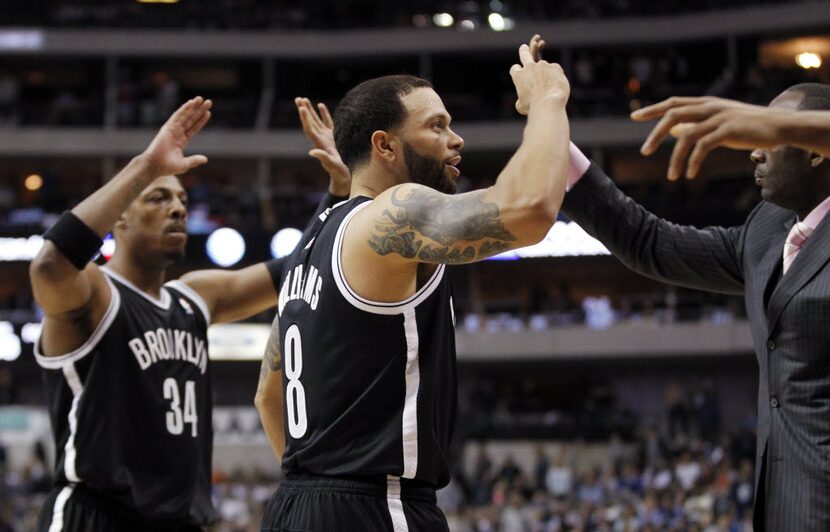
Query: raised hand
[
  {"left": 631, "top": 96, "right": 765, "bottom": 180},
  {"left": 295, "top": 97, "right": 351, "bottom": 196},
  {"left": 141, "top": 96, "right": 212, "bottom": 177},
  {"left": 510, "top": 35, "right": 570, "bottom": 116}
]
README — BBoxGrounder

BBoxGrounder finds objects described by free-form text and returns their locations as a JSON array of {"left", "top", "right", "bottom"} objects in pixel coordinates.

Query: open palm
[
  {"left": 295, "top": 97, "right": 350, "bottom": 194},
  {"left": 143, "top": 97, "right": 212, "bottom": 176}
]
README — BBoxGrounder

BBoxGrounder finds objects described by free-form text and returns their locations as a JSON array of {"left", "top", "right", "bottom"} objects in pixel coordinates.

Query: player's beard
[{"left": 403, "top": 142, "right": 457, "bottom": 195}]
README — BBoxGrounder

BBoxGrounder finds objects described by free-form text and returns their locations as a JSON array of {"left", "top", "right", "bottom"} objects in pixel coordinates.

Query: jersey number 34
[{"left": 163, "top": 378, "right": 198, "bottom": 437}]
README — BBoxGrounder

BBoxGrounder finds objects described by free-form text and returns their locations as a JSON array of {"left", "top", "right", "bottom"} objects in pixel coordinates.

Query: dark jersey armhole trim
[
  {"left": 331, "top": 200, "right": 445, "bottom": 316},
  {"left": 34, "top": 275, "right": 121, "bottom": 370}
]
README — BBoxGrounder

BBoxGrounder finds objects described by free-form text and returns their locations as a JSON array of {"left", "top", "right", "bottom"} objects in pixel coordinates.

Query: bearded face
[{"left": 404, "top": 142, "right": 458, "bottom": 195}]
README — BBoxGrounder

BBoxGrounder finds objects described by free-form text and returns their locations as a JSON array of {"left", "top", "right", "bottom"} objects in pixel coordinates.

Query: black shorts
[
  {"left": 261, "top": 473, "right": 449, "bottom": 532},
  {"left": 37, "top": 485, "right": 204, "bottom": 532}
]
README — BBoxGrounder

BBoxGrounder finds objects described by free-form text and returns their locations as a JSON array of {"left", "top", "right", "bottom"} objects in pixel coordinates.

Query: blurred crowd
[
  {"left": 0, "top": 431, "right": 760, "bottom": 532},
  {"left": 0, "top": 376, "right": 757, "bottom": 531},
  {"left": 440, "top": 430, "right": 757, "bottom": 531}
]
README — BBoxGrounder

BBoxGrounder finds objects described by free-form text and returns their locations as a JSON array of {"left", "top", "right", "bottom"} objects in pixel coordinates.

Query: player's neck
[
  {"left": 350, "top": 166, "right": 402, "bottom": 199},
  {"left": 106, "top": 252, "right": 168, "bottom": 299}
]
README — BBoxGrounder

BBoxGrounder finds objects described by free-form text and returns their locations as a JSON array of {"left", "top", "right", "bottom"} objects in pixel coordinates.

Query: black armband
[
  {"left": 265, "top": 257, "right": 288, "bottom": 292},
  {"left": 42, "top": 211, "right": 103, "bottom": 270}
]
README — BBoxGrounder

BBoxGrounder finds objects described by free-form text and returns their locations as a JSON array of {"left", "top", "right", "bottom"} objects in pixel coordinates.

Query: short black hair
[
  {"left": 333, "top": 75, "right": 433, "bottom": 172},
  {"left": 786, "top": 83, "right": 830, "bottom": 111}
]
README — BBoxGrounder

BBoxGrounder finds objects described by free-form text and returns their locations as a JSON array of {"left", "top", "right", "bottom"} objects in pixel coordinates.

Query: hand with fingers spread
[
  {"left": 633, "top": 96, "right": 830, "bottom": 180},
  {"left": 295, "top": 97, "right": 351, "bottom": 196},
  {"left": 631, "top": 96, "right": 774, "bottom": 180},
  {"left": 510, "top": 34, "right": 570, "bottom": 116},
  {"left": 141, "top": 96, "right": 212, "bottom": 177}
]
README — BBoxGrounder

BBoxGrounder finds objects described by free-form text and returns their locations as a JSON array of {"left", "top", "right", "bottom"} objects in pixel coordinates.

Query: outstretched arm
[
  {"left": 254, "top": 315, "right": 285, "bottom": 461},
  {"left": 561, "top": 162, "right": 746, "bottom": 295},
  {"left": 31, "top": 97, "right": 212, "bottom": 355},
  {"left": 632, "top": 96, "right": 830, "bottom": 180}
]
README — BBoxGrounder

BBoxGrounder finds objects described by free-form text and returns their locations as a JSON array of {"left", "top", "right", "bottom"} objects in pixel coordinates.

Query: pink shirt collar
[{"left": 801, "top": 194, "right": 830, "bottom": 231}]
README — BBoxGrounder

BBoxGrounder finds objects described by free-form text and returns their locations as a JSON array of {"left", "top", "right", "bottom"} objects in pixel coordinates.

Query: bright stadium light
[
  {"left": 206, "top": 228, "right": 245, "bottom": 267},
  {"left": 270, "top": 228, "right": 303, "bottom": 259},
  {"left": 459, "top": 19, "right": 477, "bottom": 31},
  {"left": 488, "top": 221, "right": 610, "bottom": 260},
  {"left": 25, "top": 174, "right": 43, "bottom": 191},
  {"left": 0, "top": 321, "right": 21, "bottom": 361},
  {"left": 0, "top": 235, "right": 43, "bottom": 262},
  {"left": 0, "top": 30, "right": 43, "bottom": 50},
  {"left": 433, "top": 13, "right": 454, "bottom": 28},
  {"left": 487, "top": 13, "right": 514, "bottom": 31},
  {"left": 796, "top": 52, "right": 822, "bottom": 69},
  {"left": 21, "top": 322, "right": 42, "bottom": 344},
  {"left": 487, "top": 13, "right": 505, "bottom": 31}
]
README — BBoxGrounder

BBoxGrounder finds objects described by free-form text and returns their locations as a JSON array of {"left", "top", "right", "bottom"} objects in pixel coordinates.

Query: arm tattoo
[
  {"left": 256, "top": 317, "right": 281, "bottom": 395},
  {"left": 264, "top": 317, "right": 282, "bottom": 371},
  {"left": 368, "top": 187, "right": 517, "bottom": 264}
]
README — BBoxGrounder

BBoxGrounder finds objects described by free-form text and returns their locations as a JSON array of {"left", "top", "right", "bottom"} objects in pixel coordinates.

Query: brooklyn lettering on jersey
[
  {"left": 278, "top": 263, "right": 322, "bottom": 316},
  {"left": 128, "top": 328, "right": 208, "bottom": 374}
]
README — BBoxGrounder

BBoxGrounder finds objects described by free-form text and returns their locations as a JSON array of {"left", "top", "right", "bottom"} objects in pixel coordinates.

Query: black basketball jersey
[
  {"left": 35, "top": 268, "right": 214, "bottom": 525},
  {"left": 278, "top": 196, "right": 457, "bottom": 488}
]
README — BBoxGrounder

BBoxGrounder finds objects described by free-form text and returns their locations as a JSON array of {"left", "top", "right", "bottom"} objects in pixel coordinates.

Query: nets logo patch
[{"left": 179, "top": 298, "right": 194, "bottom": 315}]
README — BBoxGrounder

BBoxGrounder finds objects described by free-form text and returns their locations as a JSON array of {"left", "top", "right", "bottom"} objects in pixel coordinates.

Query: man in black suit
[{"left": 562, "top": 83, "right": 830, "bottom": 531}]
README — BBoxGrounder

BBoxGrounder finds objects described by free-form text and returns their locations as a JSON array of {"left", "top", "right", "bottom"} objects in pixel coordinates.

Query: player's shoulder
[
  {"left": 164, "top": 277, "right": 212, "bottom": 323},
  {"left": 374, "top": 183, "right": 443, "bottom": 205}
]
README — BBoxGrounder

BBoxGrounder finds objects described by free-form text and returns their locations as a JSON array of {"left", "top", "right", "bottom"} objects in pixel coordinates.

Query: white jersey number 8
[{"left": 285, "top": 323, "right": 308, "bottom": 438}]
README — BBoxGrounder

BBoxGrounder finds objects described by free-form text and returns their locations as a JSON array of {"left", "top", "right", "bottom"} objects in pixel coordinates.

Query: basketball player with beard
[
  {"left": 261, "top": 35, "right": 571, "bottom": 532},
  {"left": 30, "top": 96, "right": 349, "bottom": 532}
]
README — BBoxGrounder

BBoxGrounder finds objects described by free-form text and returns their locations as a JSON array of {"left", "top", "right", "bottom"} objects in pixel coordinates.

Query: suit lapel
[
  {"left": 756, "top": 218, "right": 791, "bottom": 313},
  {"left": 767, "top": 214, "right": 830, "bottom": 331}
]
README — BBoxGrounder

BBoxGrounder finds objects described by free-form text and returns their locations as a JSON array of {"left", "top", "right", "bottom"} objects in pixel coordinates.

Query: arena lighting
[
  {"left": 489, "top": 221, "right": 610, "bottom": 260},
  {"left": 433, "top": 13, "right": 454, "bottom": 28},
  {"left": 459, "top": 19, "right": 477, "bottom": 31},
  {"left": 206, "top": 227, "right": 245, "bottom": 267},
  {"left": 487, "top": 13, "right": 505, "bottom": 31},
  {"left": 270, "top": 228, "right": 303, "bottom": 259},
  {"left": 207, "top": 323, "right": 271, "bottom": 361},
  {"left": 795, "top": 52, "right": 822, "bottom": 69},
  {"left": 0, "top": 236, "right": 44, "bottom": 261},
  {"left": 0, "top": 30, "right": 43, "bottom": 50},
  {"left": 487, "top": 13, "right": 515, "bottom": 31},
  {"left": 24, "top": 174, "right": 43, "bottom": 191},
  {"left": 0, "top": 322, "right": 21, "bottom": 362},
  {"left": 21, "top": 322, "right": 42, "bottom": 344}
]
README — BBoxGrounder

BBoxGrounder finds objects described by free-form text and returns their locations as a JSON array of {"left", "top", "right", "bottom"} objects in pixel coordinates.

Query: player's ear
[
  {"left": 371, "top": 130, "right": 398, "bottom": 163},
  {"left": 113, "top": 210, "right": 129, "bottom": 234}
]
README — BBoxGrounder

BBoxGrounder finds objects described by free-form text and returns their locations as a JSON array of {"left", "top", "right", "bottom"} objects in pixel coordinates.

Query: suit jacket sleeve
[{"left": 562, "top": 163, "right": 747, "bottom": 295}]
